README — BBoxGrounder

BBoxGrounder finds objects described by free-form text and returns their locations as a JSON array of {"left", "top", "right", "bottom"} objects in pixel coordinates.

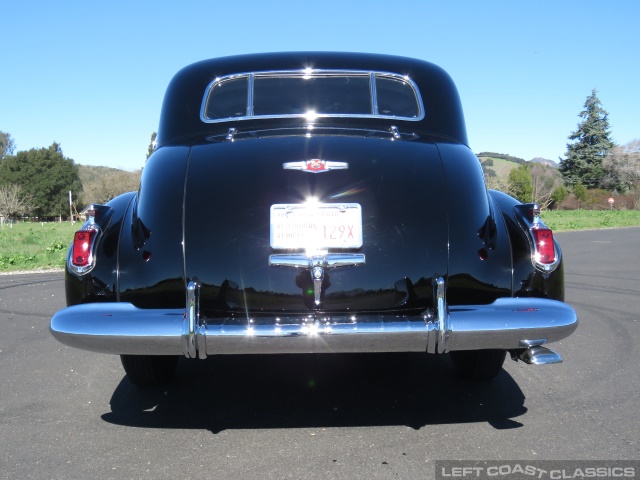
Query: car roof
[{"left": 156, "top": 52, "right": 468, "bottom": 148}]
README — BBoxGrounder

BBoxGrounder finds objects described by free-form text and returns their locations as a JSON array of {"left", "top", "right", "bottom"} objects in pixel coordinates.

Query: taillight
[
  {"left": 71, "top": 229, "right": 98, "bottom": 267},
  {"left": 532, "top": 227, "right": 555, "bottom": 264}
]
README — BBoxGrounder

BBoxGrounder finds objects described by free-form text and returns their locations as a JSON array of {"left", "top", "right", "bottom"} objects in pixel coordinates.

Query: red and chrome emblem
[
  {"left": 306, "top": 159, "right": 327, "bottom": 172},
  {"left": 283, "top": 159, "right": 348, "bottom": 173}
]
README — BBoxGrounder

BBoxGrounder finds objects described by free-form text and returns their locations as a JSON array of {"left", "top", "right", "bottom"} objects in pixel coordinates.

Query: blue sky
[{"left": 1, "top": 0, "right": 638, "bottom": 170}]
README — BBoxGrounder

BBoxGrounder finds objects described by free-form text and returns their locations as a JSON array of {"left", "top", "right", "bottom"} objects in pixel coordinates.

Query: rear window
[
  {"left": 205, "top": 76, "right": 249, "bottom": 119},
  {"left": 201, "top": 70, "right": 423, "bottom": 122}
]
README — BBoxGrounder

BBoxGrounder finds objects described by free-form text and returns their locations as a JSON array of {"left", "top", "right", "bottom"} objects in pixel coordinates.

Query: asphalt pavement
[{"left": 0, "top": 228, "right": 638, "bottom": 479}]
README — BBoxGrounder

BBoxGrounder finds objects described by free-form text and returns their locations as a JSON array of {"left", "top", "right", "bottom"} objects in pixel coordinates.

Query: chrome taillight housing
[
  {"left": 69, "top": 206, "right": 103, "bottom": 275},
  {"left": 513, "top": 203, "right": 560, "bottom": 272}
]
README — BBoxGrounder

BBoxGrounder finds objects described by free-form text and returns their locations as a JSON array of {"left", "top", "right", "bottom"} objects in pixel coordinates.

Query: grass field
[
  {"left": 541, "top": 210, "right": 640, "bottom": 231},
  {"left": 0, "top": 221, "right": 76, "bottom": 271},
  {"left": 2, "top": 210, "right": 640, "bottom": 272}
]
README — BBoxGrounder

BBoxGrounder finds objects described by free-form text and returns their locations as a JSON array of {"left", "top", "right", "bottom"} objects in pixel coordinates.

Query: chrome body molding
[
  {"left": 205, "top": 126, "right": 420, "bottom": 143},
  {"left": 50, "top": 297, "right": 577, "bottom": 358},
  {"left": 269, "top": 253, "right": 366, "bottom": 306},
  {"left": 269, "top": 252, "right": 366, "bottom": 269}
]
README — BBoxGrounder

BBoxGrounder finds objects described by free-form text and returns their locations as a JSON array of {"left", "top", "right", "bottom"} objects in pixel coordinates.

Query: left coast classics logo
[{"left": 283, "top": 160, "right": 349, "bottom": 173}]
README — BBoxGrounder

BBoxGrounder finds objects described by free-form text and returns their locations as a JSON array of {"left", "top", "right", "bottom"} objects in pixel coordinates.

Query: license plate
[{"left": 270, "top": 203, "right": 363, "bottom": 249}]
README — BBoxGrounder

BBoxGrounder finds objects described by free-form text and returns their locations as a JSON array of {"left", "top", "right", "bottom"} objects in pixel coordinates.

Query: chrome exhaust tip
[{"left": 516, "top": 345, "right": 563, "bottom": 365}]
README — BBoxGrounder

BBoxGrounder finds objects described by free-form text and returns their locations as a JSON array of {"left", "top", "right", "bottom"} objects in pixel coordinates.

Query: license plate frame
[{"left": 270, "top": 203, "right": 363, "bottom": 250}]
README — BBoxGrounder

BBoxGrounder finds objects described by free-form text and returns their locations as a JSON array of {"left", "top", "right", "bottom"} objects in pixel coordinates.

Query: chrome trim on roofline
[{"left": 199, "top": 69, "right": 425, "bottom": 124}]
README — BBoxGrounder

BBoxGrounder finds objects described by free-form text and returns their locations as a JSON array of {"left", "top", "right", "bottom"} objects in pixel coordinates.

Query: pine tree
[
  {"left": 559, "top": 89, "right": 615, "bottom": 188},
  {"left": 146, "top": 132, "right": 157, "bottom": 160}
]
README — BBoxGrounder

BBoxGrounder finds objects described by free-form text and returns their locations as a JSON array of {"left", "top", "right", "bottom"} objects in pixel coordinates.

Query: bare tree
[
  {"left": 81, "top": 169, "right": 141, "bottom": 205},
  {"left": 0, "top": 183, "right": 33, "bottom": 222},
  {"left": 0, "top": 131, "right": 16, "bottom": 160},
  {"left": 530, "top": 163, "right": 564, "bottom": 209},
  {"left": 602, "top": 139, "right": 640, "bottom": 192}
]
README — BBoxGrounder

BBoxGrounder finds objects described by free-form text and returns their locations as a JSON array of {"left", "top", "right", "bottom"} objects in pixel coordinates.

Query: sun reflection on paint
[{"left": 329, "top": 188, "right": 365, "bottom": 199}]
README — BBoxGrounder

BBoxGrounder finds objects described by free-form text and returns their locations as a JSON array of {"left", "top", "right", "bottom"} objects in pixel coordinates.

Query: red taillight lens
[
  {"left": 532, "top": 228, "right": 555, "bottom": 264},
  {"left": 71, "top": 229, "right": 97, "bottom": 267}
]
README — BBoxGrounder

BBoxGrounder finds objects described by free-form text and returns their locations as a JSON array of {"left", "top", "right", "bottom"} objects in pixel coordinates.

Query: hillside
[
  {"left": 478, "top": 156, "right": 518, "bottom": 177},
  {"left": 530, "top": 157, "right": 558, "bottom": 168},
  {"left": 477, "top": 154, "right": 557, "bottom": 189},
  {"left": 477, "top": 155, "right": 519, "bottom": 189},
  {"left": 75, "top": 155, "right": 556, "bottom": 205},
  {"left": 77, "top": 164, "right": 141, "bottom": 206}
]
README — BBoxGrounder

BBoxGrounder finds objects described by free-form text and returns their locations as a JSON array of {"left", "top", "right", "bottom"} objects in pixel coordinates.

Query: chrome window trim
[
  {"left": 200, "top": 69, "right": 425, "bottom": 123},
  {"left": 369, "top": 73, "right": 379, "bottom": 115},
  {"left": 247, "top": 73, "right": 254, "bottom": 117}
]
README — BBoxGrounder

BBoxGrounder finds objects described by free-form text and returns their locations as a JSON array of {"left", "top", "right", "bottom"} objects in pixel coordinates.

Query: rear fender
[
  {"left": 65, "top": 191, "right": 136, "bottom": 306},
  {"left": 488, "top": 190, "right": 564, "bottom": 301},
  {"left": 436, "top": 142, "right": 513, "bottom": 304},
  {"left": 117, "top": 146, "right": 190, "bottom": 309}
]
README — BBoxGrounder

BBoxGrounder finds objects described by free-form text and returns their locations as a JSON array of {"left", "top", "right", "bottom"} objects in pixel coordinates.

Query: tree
[
  {"left": 146, "top": 132, "right": 157, "bottom": 160},
  {"left": 573, "top": 182, "right": 587, "bottom": 202},
  {"left": 508, "top": 164, "right": 534, "bottom": 203},
  {"left": 0, "top": 183, "right": 32, "bottom": 220},
  {"left": 530, "top": 163, "right": 564, "bottom": 209},
  {"left": 559, "top": 89, "right": 615, "bottom": 188},
  {"left": 0, "top": 143, "right": 82, "bottom": 218},
  {"left": 81, "top": 168, "right": 141, "bottom": 205},
  {"left": 550, "top": 185, "right": 568, "bottom": 209},
  {"left": 507, "top": 163, "right": 563, "bottom": 208},
  {"left": 601, "top": 139, "right": 640, "bottom": 193},
  {"left": 0, "top": 131, "right": 15, "bottom": 160}
]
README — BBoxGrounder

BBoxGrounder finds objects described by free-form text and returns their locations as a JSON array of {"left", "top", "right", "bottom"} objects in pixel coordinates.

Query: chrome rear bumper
[{"left": 50, "top": 283, "right": 577, "bottom": 361}]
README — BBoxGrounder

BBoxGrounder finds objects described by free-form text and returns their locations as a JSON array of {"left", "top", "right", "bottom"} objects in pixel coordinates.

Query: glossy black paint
[
  {"left": 156, "top": 52, "right": 468, "bottom": 148},
  {"left": 65, "top": 52, "right": 565, "bottom": 316},
  {"left": 184, "top": 134, "right": 451, "bottom": 316},
  {"left": 118, "top": 146, "right": 189, "bottom": 309}
]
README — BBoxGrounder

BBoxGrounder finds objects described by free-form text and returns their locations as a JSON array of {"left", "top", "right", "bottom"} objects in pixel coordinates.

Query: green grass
[
  {"left": 0, "top": 221, "right": 76, "bottom": 271},
  {"left": 541, "top": 210, "right": 640, "bottom": 231},
  {"left": 1, "top": 210, "right": 640, "bottom": 272}
]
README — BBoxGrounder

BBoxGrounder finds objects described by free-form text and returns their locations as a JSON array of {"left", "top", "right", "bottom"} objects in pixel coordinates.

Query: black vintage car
[{"left": 50, "top": 52, "right": 577, "bottom": 386}]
